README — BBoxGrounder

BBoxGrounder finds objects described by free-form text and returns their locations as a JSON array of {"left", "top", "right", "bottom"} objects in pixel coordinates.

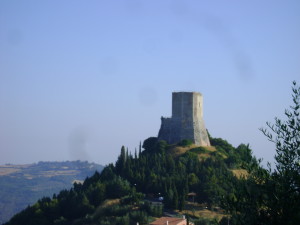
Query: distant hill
[{"left": 0, "top": 161, "right": 103, "bottom": 224}]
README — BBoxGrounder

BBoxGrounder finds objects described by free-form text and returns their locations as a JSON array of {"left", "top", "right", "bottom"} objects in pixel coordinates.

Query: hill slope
[{"left": 5, "top": 136, "right": 258, "bottom": 225}]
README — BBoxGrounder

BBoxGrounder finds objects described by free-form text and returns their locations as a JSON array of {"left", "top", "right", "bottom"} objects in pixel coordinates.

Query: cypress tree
[{"left": 116, "top": 146, "right": 126, "bottom": 175}]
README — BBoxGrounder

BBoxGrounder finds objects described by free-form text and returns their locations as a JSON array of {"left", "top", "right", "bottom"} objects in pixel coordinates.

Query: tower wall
[
  {"left": 158, "top": 92, "right": 210, "bottom": 146},
  {"left": 172, "top": 92, "right": 194, "bottom": 119}
]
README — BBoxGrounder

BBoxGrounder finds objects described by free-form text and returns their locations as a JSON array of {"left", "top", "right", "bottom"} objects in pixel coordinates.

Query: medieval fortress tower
[{"left": 158, "top": 92, "right": 211, "bottom": 146}]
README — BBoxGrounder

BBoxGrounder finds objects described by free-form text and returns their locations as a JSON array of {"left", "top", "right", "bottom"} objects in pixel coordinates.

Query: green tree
[
  {"left": 87, "top": 182, "right": 106, "bottom": 207},
  {"left": 260, "top": 81, "right": 300, "bottom": 224},
  {"left": 106, "top": 177, "right": 132, "bottom": 199},
  {"left": 156, "top": 140, "right": 168, "bottom": 153},
  {"left": 116, "top": 146, "right": 126, "bottom": 175},
  {"left": 179, "top": 139, "right": 193, "bottom": 146},
  {"left": 225, "top": 81, "right": 300, "bottom": 225},
  {"left": 142, "top": 137, "right": 158, "bottom": 153},
  {"left": 236, "top": 144, "right": 252, "bottom": 164},
  {"left": 172, "top": 185, "right": 179, "bottom": 209}
]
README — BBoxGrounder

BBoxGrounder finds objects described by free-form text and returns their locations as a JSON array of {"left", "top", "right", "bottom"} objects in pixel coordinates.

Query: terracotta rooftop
[{"left": 150, "top": 217, "right": 186, "bottom": 225}]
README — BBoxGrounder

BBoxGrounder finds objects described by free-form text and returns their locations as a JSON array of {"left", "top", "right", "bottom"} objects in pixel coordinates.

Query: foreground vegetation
[{"left": 5, "top": 81, "right": 300, "bottom": 225}]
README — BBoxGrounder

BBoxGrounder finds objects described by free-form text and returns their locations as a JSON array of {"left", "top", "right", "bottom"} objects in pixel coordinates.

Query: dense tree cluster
[
  {"left": 6, "top": 135, "right": 255, "bottom": 225},
  {"left": 114, "top": 138, "right": 255, "bottom": 211}
]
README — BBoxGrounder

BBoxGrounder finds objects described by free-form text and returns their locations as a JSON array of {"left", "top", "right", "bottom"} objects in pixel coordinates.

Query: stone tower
[{"left": 158, "top": 92, "right": 210, "bottom": 146}]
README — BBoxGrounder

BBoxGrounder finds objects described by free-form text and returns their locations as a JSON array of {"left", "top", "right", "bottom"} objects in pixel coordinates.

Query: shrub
[
  {"left": 190, "top": 147, "right": 207, "bottom": 154},
  {"left": 179, "top": 139, "right": 193, "bottom": 147}
]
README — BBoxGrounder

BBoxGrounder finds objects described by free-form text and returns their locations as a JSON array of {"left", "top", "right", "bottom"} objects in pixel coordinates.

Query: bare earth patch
[{"left": 231, "top": 169, "right": 249, "bottom": 178}]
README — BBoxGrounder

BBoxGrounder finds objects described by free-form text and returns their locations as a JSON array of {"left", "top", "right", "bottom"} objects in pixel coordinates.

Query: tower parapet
[{"left": 158, "top": 92, "right": 210, "bottom": 146}]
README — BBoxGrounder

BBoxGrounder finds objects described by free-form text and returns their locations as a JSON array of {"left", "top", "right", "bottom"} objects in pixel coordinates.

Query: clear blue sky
[{"left": 0, "top": 0, "right": 299, "bottom": 166}]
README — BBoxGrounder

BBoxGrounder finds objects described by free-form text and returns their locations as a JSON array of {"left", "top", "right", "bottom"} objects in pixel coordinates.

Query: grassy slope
[
  {"left": 167, "top": 145, "right": 221, "bottom": 159},
  {"left": 178, "top": 202, "right": 226, "bottom": 221},
  {"left": 231, "top": 169, "right": 248, "bottom": 178}
]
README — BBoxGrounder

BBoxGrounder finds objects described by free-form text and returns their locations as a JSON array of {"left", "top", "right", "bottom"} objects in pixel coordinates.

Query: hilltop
[
  {"left": 4, "top": 135, "right": 256, "bottom": 225},
  {"left": 0, "top": 161, "right": 103, "bottom": 224}
]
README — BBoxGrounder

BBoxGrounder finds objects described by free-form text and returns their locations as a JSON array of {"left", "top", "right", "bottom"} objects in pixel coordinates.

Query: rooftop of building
[{"left": 150, "top": 217, "right": 187, "bottom": 225}]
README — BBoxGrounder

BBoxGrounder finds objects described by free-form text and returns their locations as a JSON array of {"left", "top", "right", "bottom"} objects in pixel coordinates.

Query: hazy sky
[{"left": 0, "top": 0, "right": 299, "bottom": 166}]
